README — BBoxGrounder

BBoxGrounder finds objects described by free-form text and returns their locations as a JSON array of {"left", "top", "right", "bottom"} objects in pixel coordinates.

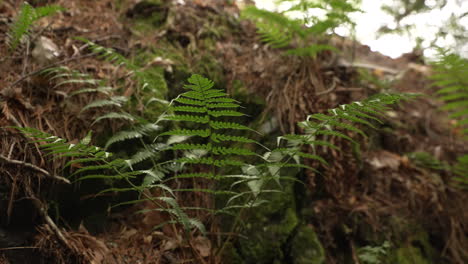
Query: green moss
[
  {"left": 239, "top": 205, "right": 298, "bottom": 263},
  {"left": 290, "top": 225, "right": 325, "bottom": 264},
  {"left": 230, "top": 179, "right": 300, "bottom": 263},
  {"left": 222, "top": 242, "right": 244, "bottom": 264},
  {"left": 390, "top": 246, "right": 431, "bottom": 264},
  {"left": 124, "top": 0, "right": 169, "bottom": 33}
]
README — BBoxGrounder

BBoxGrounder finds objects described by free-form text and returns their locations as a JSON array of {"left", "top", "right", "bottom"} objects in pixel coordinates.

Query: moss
[
  {"left": 222, "top": 242, "right": 244, "bottom": 264},
  {"left": 389, "top": 246, "right": 431, "bottom": 264},
  {"left": 124, "top": 0, "right": 169, "bottom": 33},
  {"left": 232, "top": 179, "right": 300, "bottom": 263},
  {"left": 239, "top": 206, "right": 298, "bottom": 263},
  {"left": 290, "top": 225, "right": 325, "bottom": 264}
]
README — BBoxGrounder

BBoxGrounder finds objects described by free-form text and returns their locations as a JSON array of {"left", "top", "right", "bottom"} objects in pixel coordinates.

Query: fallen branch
[
  {"left": 30, "top": 197, "right": 71, "bottom": 250},
  {"left": 0, "top": 154, "right": 70, "bottom": 184}
]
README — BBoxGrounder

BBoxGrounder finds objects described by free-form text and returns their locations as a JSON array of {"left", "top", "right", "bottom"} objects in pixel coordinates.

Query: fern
[
  {"left": 431, "top": 49, "right": 468, "bottom": 137},
  {"left": 241, "top": 0, "right": 360, "bottom": 57},
  {"left": 15, "top": 73, "right": 413, "bottom": 259},
  {"left": 431, "top": 49, "right": 468, "bottom": 188},
  {"left": 14, "top": 127, "right": 204, "bottom": 234},
  {"left": 160, "top": 74, "right": 277, "bottom": 215},
  {"left": 7, "top": 2, "right": 64, "bottom": 51},
  {"left": 277, "top": 93, "right": 414, "bottom": 170}
]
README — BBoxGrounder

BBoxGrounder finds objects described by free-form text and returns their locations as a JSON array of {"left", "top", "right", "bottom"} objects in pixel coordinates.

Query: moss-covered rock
[
  {"left": 290, "top": 225, "right": 326, "bottom": 264},
  {"left": 238, "top": 205, "right": 298, "bottom": 263}
]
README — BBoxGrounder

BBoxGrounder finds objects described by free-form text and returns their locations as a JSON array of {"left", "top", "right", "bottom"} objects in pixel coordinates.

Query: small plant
[
  {"left": 7, "top": 2, "right": 64, "bottom": 51},
  {"left": 241, "top": 0, "right": 360, "bottom": 57},
  {"left": 358, "top": 241, "right": 391, "bottom": 264},
  {"left": 431, "top": 49, "right": 468, "bottom": 188},
  {"left": 278, "top": 93, "right": 413, "bottom": 170},
  {"left": 16, "top": 68, "right": 411, "bottom": 260}
]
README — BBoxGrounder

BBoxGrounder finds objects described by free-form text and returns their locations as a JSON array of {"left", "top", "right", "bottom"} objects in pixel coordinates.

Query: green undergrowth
[{"left": 15, "top": 69, "right": 411, "bottom": 262}]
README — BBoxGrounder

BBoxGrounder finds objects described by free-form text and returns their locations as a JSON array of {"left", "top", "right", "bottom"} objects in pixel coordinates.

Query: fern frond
[
  {"left": 82, "top": 96, "right": 128, "bottom": 112},
  {"left": 165, "top": 114, "right": 210, "bottom": 123},
  {"left": 170, "top": 106, "right": 207, "bottom": 113},
  {"left": 105, "top": 130, "right": 144, "bottom": 148},
  {"left": 210, "top": 133, "right": 255, "bottom": 143},
  {"left": 279, "top": 93, "right": 412, "bottom": 175},
  {"left": 174, "top": 97, "right": 205, "bottom": 106},
  {"left": 206, "top": 103, "right": 240, "bottom": 108},
  {"left": 76, "top": 37, "right": 130, "bottom": 67},
  {"left": 171, "top": 143, "right": 212, "bottom": 151},
  {"left": 160, "top": 129, "right": 211, "bottom": 138},
  {"left": 209, "top": 121, "right": 253, "bottom": 131},
  {"left": 92, "top": 112, "right": 136, "bottom": 124},
  {"left": 208, "top": 110, "right": 244, "bottom": 117},
  {"left": 211, "top": 147, "right": 256, "bottom": 156},
  {"left": 7, "top": 3, "right": 63, "bottom": 51}
]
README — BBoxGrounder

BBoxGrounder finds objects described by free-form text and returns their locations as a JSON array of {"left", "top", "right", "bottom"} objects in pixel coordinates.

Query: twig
[
  {"left": 0, "top": 154, "right": 70, "bottom": 184},
  {"left": 30, "top": 196, "right": 71, "bottom": 250},
  {"left": 0, "top": 246, "right": 39, "bottom": 251},
  {"left": 316, "top": 77, "right": 337, "bottom": 96}
]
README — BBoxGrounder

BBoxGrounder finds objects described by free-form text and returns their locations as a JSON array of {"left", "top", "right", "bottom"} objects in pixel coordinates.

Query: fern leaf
[
  {"left": 210, "top": 133, "right": 255, "bottom": 143},
  {"left": 105, "top": 130, "right": 144, "bottom": 149},
  {"left": 7, "top": 3, "right": 63, "bottom": 51},
  {"left": 171, "top": 106, "right": 207, "bottom": 113},
  {"left": 209, "top": 121, "right": 252, "bottom": 131},
  {"left": 165, "top": 114, "right": 210, "bottom": 124},
  {"left": 206, "top": 103, "right": 240, "bottom": 108},
  {"left": 69, "top": 86, "right": 113, "bottom": 96},
  {"left": 93, "top": 112, "right": 135, "bottom": 124},
  {"left": 160, "top": 129, "right": 211, "bottom": 138},
  {"left": 82, "top": 96, "right": 127, "bottom": 112},
  {"left": 174, "top": 97, "right": 205, "bottom": 106},
  {"left": 208, "top": 110, "right": 244, "bottom": 117},
  {"left": 181, "top": 91, "right": 205, "bottom": 101},
  {"left": 206, "top": 97, "right": 237, "bottom": 103},
  {"left": 211, "top": 147, "right": 256, "bottom": 156},
  {"left": 171, "top": 143, "right": 212, "bottom": 151}
]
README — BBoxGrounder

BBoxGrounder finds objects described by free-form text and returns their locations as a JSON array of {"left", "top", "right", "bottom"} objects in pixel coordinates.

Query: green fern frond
[
  {"left": 76, "top": 37, "right": 130, "bottom": 67},
  {"left": 211, "top": 147, "right": 256, "bottom": 156},
  {"left": 210, "top": 133, "right": 255, "bottom": 143},
  {"left": 92, "top": 112, "right": 136, "bottom": 124},
  {"left": 104, "top": 124, "right": 161, "bottom": 149},
  {"left": 279, "top": 93, "right": 412, "bottom": 174},
  {"left": 81, "top": 96, "right": 128, "bottom": 112},
  {"left": 431, "top": 49, "right": 468, "bottom": 188},
  {"left": 206, "top": 103, "right": 240, "bottom": 108},
  {"left": 171, "top": 143, "right": 212, "bottom": 151},
  {"left": 209, "top": 121, "right": 253, "bottom": 131},
  {"left": 165, "top": 114, "right": 210, "bottom": 123},
  {"left": 7, "top": 3, "right": 64, "bottom": 51},
  {"left": 208, "top": 110, "right": 244, "bottom": 117},
  {"left": 206, "top": 97, "right": 238, "bottom": 103},
  {"left": 160, "top": 129, "right": 211, "bottom": 138},
  {"left": 105, "top": 130, "right": 144, "bottom": 148},
  {"left": 241, "top": 1, "right": 359, "bottom": 57},
  {"left": 170, "top": 106, "right": 207, "bottom": 113},
  {"left": 174, "top": 97, "right": 205, "bottom": 106}
]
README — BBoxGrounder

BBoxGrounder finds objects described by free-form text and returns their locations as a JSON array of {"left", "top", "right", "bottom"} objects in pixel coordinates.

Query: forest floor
[{"left": 0, "top": 0, "right": 467, "bottom": 263}]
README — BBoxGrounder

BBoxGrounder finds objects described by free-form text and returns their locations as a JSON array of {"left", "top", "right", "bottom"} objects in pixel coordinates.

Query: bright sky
[{"left": 254, "top": 0, "right": 468, "bottom": 58}]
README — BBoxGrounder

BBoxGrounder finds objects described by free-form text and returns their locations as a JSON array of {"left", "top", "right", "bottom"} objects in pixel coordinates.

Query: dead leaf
[
  {"left": 368, "top": 151, "right": 402, "bottom": 170},
  {"left": 193, "top": 236, "right": 211, "bottom": 257}
]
